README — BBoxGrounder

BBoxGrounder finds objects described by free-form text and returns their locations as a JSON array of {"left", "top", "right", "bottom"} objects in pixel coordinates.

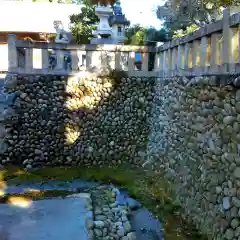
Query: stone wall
[
  {"left": 2, "top": 72, "right": 240, "bottom": 239},
  {"left": 0, "top": 74, "right": 154, "bottom": 169},
  {"left": 147, "top": 76, "right": 240, "bottom": 239}
]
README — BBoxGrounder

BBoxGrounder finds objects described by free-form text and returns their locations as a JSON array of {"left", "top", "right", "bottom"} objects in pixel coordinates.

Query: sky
[{"left": 120, "top": 0, "right": 164, "bottom": 29}]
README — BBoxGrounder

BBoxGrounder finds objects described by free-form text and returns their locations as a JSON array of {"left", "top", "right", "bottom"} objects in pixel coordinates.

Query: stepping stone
[{"left": 0, "top": 195, "right": 91, "bottom": 240}]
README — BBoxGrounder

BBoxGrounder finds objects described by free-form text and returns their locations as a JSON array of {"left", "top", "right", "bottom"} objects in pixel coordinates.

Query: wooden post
[
  {"left": 8, "top": 34, "right": 17, "bottom": 72},
  {"left": 142, "top": 52, "right": 149, "bottom": 71},
  {"left": 25, "top": 48, "right": 33, "bottom": 73}
]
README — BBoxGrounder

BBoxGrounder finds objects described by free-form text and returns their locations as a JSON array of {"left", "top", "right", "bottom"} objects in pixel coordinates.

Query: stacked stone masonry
[
  {"left": 2, "top": 73, "right": 240, "bottom": 239},
  {"left": 0, "top": 74, "right": 154, "bottom": 168},
  {"left": 147, "top": 75, "right": 240, "bottom": 239}
]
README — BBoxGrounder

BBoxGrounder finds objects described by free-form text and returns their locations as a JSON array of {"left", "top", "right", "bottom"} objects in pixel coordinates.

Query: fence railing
[
  {"left": 154, "top": 8, "right": 240, "bottom": 77},
  {"left": 8, "top": 35, "right": 156, "bottom": 76},
  {"left": 7, "top": 8, "right": 240, "bottom": 78}
]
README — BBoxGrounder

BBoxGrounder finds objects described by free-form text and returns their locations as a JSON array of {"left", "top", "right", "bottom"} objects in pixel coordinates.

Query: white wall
[
  {"left": 0, "top": 44, "right": 8, "bottom": 71},
  {"left": 0, "top": 1, "right": 83, "bottom": 33}
]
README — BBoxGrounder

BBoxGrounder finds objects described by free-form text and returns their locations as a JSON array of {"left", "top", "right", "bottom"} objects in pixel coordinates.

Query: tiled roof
[{"left": 109, "top": 15, "right": 130, "bottom": 26}]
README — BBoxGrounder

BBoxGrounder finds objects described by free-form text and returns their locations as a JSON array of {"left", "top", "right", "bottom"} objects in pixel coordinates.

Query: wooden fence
[{"left": 6, "top": 8, "right": 240, "bottom": 78}]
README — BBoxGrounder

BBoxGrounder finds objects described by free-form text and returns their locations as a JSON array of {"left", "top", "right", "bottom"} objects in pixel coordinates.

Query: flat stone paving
[{"left": 0, "top": 197, "right": 89, "bottom": 240}]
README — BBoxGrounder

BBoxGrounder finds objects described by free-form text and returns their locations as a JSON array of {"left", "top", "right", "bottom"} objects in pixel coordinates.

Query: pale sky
[{"left": 120, "top": 0, "right": 164, "bottom": 29}]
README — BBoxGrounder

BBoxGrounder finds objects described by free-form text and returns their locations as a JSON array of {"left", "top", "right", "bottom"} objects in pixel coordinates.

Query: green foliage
[
  {"left": 156, "top": 0, "right": 238, "bottom": 33},
  {"left": 125, "top": 24, "right": 169, "bottom": 71},
  {"left": 172, "top": 24, "right": 199, "bottom": 39},
  {"left": 69, "top": 0, "right": 99, "bottom": 43},
  {"left": 125, "top": 24, "right": 168, "bottom": 46}
]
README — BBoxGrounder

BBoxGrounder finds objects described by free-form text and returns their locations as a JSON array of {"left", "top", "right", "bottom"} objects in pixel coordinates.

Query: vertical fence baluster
[
  {"left": 71, "top": 50, "right": 79, "bottom": 72},
  {"left": 42, "top": 48, "right": 49, "bottom": 73},
  {"left": 8, "top": 34, "right": 17, "bottom": 72},
  {"left": 25, "top": 48, "right": 33, "bottom": 73},
  {"left": 128, "top": 52, "right": 135, "bottom": 71},
  {"left": 142, "top": 52, "right": 149, "bottom": 71}
]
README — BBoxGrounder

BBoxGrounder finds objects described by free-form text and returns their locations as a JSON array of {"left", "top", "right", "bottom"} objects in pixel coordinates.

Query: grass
[{"left": 0, "top": 164, "right": 207, "bottom": 240}]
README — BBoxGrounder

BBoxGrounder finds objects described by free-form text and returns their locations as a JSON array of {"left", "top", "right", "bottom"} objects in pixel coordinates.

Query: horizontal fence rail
[{"left": 154, "top": 8, "right": 240, "bottom": 77}]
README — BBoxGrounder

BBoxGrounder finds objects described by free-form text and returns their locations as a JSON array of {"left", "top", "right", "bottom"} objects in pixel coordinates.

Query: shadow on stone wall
[{"left": 0, "top": 73, "right": 155, "bottom": 169}]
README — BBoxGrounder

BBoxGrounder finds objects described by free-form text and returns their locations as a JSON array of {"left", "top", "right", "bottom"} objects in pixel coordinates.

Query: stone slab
[{"left": 0, "top": 196, "right": 90, "bottom": 240}]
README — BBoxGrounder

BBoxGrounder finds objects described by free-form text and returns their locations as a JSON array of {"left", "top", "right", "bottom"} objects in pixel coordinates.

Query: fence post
[
  {"left": 128, "top": 52, "right": 135, "bottom": 71},
  {"left": 167, "top": 48, "right": 171, "bottom": 76},
  {"left": 71, "top": 50, "right": 79, "bottom": 71},
  {"left": 142, "top": 52, "right": 149, "bottom": 71},
  {"left": 210, "top": 33, "right": 221, "bottom": 72},
  {"left": 177, "top": 45, "right": 183, "bottom": 75},
  {"left": 56, "top": 49, "right": 64, "bottom": 72},
  {"left": 25, "top": 48, "right": 33, "bottom": 73},
  {"left": 222, "top": 7, "right": 233, "bottom": 72},
  {"left": 171, "top": 47, "right": 176, "bottom": 76},
  {"left": 192, "top": 40, "right": 200, "bottom": 68},
  {"left": 86, "top": 50, "right": 92, "bottom": 70},
  {"left": 200, "top": 36, "right": 208, "bottom": 73},
  {"left": 115, "top": 52, "right": 121, "bottom": 70},
  {"left": 154, "top": 53, "right": 160, "bottom": 71},
  {"left": 238, "top": 25, "right": 240, "bottom": 63},
  {"left": 42, "top": 49, "right": 49, "bottom": 73},
  {"left": 8, "top": 34, "right": 17, "bottom": 72},
  {"left": 184, "top": 43, "right": 189, "bottom": 69}
]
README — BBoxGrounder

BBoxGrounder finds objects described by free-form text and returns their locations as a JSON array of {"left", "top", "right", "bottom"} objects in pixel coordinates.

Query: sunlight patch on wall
[{"left": 65, "top": 124, "right": 81, "bottom": 144}]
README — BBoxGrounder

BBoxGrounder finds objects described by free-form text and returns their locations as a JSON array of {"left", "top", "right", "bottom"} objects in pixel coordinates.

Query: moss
[{"left": 1, "top": 165, "right": 207, "bottom": 240}]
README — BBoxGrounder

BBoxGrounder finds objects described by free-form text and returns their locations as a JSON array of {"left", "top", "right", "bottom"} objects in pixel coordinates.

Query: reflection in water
[{"left": 7, "top": 196, "right": 32, "bottom": 208}]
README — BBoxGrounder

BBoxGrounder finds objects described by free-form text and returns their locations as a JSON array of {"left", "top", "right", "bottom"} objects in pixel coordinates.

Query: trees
[
  {"left": 69, "top": 0, "right": 117, "bottom": 44},
  {"left": 124, "top": 24, "right": 169, "bottom": 70},
  {"left": 156, "top": 0, "right": 237, "bottom": 33},
  {"left": 69, "top": 0, "right": 99, "bottom": 43},
  {"left": 125, "top": 24, "right": 168, "bottom": 46}
]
